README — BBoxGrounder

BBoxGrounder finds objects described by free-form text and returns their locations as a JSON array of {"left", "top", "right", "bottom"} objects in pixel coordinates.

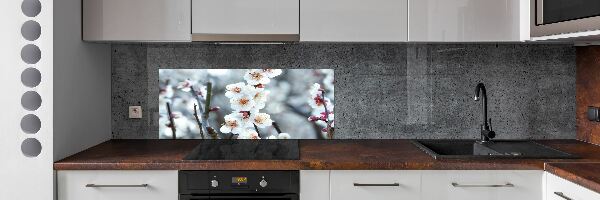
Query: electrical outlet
[{"left": 129, "top": 106, "right": 142, "bottom": 119}]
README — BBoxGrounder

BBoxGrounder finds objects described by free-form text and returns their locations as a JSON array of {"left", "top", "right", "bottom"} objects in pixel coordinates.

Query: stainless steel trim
[
  {"left": 531, "top": 0, "right": 600, "bottom": 37},
  {"left": 553, "top": 192, "right": 573, "bottom": 200},
  {"left": 451, "top": 182, "right": 514, "bottom": 188},
  {"left": 536, "top": 0, "right": 543, "bottom": 25},
  {"left": 353, "top": 183, "right": 400, "bottom": 187},
  {"left": 191, "top": 34, "right": 299, "bottom": 42},
  {"left": 85, "top": 184, "right": 149, "bottom": 188}
]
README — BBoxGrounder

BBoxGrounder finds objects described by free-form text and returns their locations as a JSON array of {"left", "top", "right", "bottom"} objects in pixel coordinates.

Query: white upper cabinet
[
  {"left": 191, "top": 0, "right": 300, "bottom": 41},
  {"left": 300, "top": 0, "right": 408, "bottom": 42},
  {"left": 83, "top": 0, "right": 191, "bottom": 42},
  {"left": 409, "top": 0, "right": 530, "bottom": 42}
]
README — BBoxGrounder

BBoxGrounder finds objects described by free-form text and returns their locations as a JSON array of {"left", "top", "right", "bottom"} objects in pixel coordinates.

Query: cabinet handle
[
  {"left": 353, "top": 183, "right": 400, "bottom": 187},
  {"left": 85, "top": 184, "right": 149, "bottom": 188},
  {"left": 451, "top": 182, "right": 514, "bottom": 188},
  {"left": 553, "top": 192, "right": 573, "bottom": 200}
]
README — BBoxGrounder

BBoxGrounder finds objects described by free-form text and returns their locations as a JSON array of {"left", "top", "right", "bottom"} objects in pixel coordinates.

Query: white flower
[
  {"left": 263, "top": 69, "right": 282, "bottom": 78},
  {"left": 265, "top": 133, "right": 292, "bottom": 139},
  {"left": 252, "top": 112, "right": 273, "bottom": 128},
  {"left": 230, "top": 94, "right": 256, "bottom": 111},
  {"left": 309, "top": 96, "right": 330, "bottom": 109},
  {"left": 309, "top": 83, "right": 322, "bottom": 98},
  {"left": 277, "top": 133, "right": 291, "bottom": 139},
  {"left": 177, "top": 79, "right": 194, "bottom": 92},
  {"left": 252, "top": 89, "right": 270, "bottom": 109},
  {"left": 220, "top": 113, "right": 245, "bottom": 134},
  {"left": 244, "top": 69, "right": 271, "bottom": 85},
  {"left": 225, "top": 82, "right": 251, "bottom": 98},
  {"left": 238, "top": 129, "right": 260, "bottom": 139},
  {"left": 267, "top": 135, "right": 278, "bottom": 139},
  {"left": 237, "top": 110, "right": 255, "bottom": 128}
]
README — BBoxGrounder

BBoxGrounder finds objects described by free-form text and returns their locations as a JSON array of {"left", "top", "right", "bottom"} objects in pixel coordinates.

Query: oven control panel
[{"left": 179, "top": 171, "right": 299, "bottom": 194}]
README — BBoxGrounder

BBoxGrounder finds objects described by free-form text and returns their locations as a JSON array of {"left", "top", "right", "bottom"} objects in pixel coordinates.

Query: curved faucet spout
[{"left": 474, "top": 83, "right": 494, "bottom": 142}]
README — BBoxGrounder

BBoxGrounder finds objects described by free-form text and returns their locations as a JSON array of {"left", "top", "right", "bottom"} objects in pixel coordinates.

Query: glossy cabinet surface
[
  {"left": 57, "top": 170, "right": 178, "bottom": 200},
  {"left": 300, "top": 0, "right": 408, "bottom": 42},
  {"left": 330, "top": 170, "right": 420, "bottom": 200},
  {"left": 300, "top": 170, "right": 330, "bottom": 200},
  {"left": 192, "top": 0, "right": 299, "bottom": 35},
  {"left": 421, "top": 170, "right": 543, "bottom": 200},
  {"left": 545, "top": 172, "right": 600, "bottom": 200},
  {"left": 409, "top": 0, "right": 529, "bottom": 42},
  {"left": 82, "top": 0, "right": 191, "bottom": 42}
]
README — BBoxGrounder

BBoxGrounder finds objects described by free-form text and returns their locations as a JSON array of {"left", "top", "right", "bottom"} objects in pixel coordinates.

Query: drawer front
[
  {"left": 422, "top": 170, "right": 543, "bottom": 200},
  {"left": 330, "top": 170, "right": 420, "bottom": 200},
  {"left": 57, "top": 170, "right": 178, "bottom": 200},
  {"left": 545, "top": 172, "right": 600, "bottom": 200}
]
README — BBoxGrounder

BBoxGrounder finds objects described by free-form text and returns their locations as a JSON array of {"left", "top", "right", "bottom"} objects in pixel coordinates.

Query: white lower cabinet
[
  {"left": 57, "top": 170, "right": 178, "bottom": 200},
  {"left": 301, "top": 170, "right": 330, "bottom": 200},
  {"left": 330, "top": 170, "right": 421, "bottom": 200},
  {"left": 545, "top": 172, "right": 600, "bottom": 200},
  {"left": 421, "top": 170, "right": 543, "bottom": 200}
]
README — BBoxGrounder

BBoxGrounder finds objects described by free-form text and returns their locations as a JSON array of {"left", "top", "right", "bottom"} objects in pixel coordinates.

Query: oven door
[
  {"left": 180, "top": 194, "right": 299, "bottom": 200},
  {"left": 532, "top": 0, "right": 600, "bottom": 37}
]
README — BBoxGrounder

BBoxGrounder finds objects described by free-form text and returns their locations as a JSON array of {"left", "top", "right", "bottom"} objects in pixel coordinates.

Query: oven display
[{"left": 232, "top": 177, "right": 248, "bottom": 186}]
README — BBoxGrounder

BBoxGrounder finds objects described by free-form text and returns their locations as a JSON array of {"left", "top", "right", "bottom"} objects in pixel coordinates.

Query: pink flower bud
[
  {"left": 210, "top": 107, "right": 220, "bottom": 112},
  {"left": 308, "top": 115, "right": 319, "bottom": 122},
  {"left": 321, "top": 128, "right": 328, "bottom": 133}
]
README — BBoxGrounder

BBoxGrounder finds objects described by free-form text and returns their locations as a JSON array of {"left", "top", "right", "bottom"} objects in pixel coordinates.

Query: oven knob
[
  {"left": 259, "top": 179, "right": 268, "bottom": 188},
  {"left": 211, "top": 180, "right": 219, "bottom": 188}
]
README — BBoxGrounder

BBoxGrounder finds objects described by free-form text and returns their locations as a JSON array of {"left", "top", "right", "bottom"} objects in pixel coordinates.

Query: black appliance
[
  {"left": 179, "top": 171, "right": 299, "bottom": 200},
  {"left": 536, "top": 0, "right": 600, "bottom": 25},
  {"left": 532, "top": 0, "right": 600, "bottom": 37},
  {"left": 183, "top": 140, "right": 299, "bottom": 160}
]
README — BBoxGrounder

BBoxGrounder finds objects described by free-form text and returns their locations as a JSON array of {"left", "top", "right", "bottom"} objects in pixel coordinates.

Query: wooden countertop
[
  {"left": 545, "top": 162, "right": 600, "bottom": 194},
  {"left": 54, "top": 139, "right": 600, "bottom": 170}
]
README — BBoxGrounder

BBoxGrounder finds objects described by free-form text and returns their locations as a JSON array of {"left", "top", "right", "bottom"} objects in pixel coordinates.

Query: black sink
[{"left": 412, "top": 140, "right": 578, "bottom": 160}]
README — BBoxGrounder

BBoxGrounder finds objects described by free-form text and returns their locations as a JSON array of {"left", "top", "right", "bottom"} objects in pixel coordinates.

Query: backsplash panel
[{"left": 112, "top": 44, "right": 576, "bottom": 139}]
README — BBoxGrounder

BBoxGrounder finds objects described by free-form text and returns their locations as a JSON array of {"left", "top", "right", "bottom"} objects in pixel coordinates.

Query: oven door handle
[{"left": 180, "top": 194, "right": 298, "bottom": 200}]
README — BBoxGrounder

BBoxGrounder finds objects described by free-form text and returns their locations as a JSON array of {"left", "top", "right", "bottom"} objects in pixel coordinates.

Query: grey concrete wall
[{"left": 112, "top": 43, "right": 576, "bottom": 139}]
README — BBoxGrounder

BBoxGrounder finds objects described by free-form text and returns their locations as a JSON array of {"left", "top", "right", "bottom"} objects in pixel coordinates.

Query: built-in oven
[
  {"left": 179, "top": 171, "right": 299, "bottom": 200},
  {"left": 532, "top": 0, "right": 600, "bottom": 37}
]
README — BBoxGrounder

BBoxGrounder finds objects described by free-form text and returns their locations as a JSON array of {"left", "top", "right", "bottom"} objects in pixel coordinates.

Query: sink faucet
[{"left": 474, "top": 83, "right": 495, "bottom": 142}]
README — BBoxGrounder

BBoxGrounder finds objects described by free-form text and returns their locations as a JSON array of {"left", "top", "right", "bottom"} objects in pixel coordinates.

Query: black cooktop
[{"left": 183, "top": 140, "right": 300, "bottom": 160}]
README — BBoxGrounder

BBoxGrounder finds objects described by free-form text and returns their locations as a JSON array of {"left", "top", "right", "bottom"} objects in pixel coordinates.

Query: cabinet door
[
  {"left": 300, "top": 171, "right": 330, "bottom": 200},
  {"left": 330, "top": 170, "right": 420, "bottom": 200},
  {"left": 301, "top": 0, "right": 408, "bottom": 42},
  {"left": 57, "top": 170, "right": 178, "bottom": 200},
  {"left": 421, "top": 170, "right": 543, "bottom": 200},
  {"left": 409, "top": 0, "right": 528, "bottom": 42},
  {"left": 83, "top": 0, "right": 191, "bottom": 42},
  {"left": 191, "top": 0, "right": 299, "bottom": 41},
  {"left": 545, "top": 172, "right": 600, "bottom": 200}
]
